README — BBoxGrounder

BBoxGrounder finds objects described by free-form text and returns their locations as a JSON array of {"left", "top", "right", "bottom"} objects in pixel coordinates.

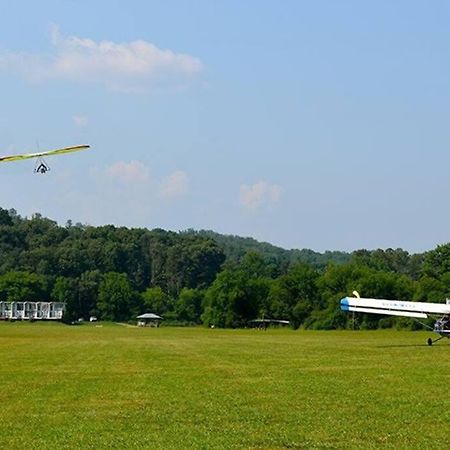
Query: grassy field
[{"left": 0, "top": 323, "right": 449, "bottom": 449}]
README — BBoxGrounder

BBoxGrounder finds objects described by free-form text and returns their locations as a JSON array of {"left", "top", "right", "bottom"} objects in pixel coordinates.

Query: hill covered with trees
[
  {"left": 184, "top": 230, "right": 350, "bottom": 269},
  {"left": 0, "top": 207, "right": 449, "bottom": 329}
]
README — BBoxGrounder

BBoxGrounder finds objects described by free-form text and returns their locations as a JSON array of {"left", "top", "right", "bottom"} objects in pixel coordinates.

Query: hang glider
[
  {"left": 0, "top": 144, "right": 90, "bottom": 173},
  {"left": 340, "top": 291, "right": 450, "bottom": 345}
]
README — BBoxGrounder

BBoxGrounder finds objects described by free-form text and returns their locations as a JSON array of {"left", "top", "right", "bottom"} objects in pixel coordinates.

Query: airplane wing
[
  {"left": 340, "top": 296, "right": 450, "bottom": 319},
  {"left": 0, "top": 145, "right": 90, "bottom": 163}
]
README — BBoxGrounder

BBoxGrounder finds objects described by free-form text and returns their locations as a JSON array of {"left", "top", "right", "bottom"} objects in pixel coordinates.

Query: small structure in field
[
  {"left": 137, "top": 313, "right": 163, "bottom": 327},
  {"left": 249, "top": 318, "right": 290, "bottom": 330}
]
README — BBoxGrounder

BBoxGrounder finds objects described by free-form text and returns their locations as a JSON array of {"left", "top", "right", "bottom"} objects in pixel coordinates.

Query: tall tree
[
  {"left": 0, "top": 271, "right": 48, "bottom": 302},
  {"left": 175, "top": 288, "right": 204, "bottom": 323},
  {"left": 141, "top": 286, "right": 172, "bottom": 315},
  {"left": 97, "top": 272, "right": 139, "bottom": 321}
]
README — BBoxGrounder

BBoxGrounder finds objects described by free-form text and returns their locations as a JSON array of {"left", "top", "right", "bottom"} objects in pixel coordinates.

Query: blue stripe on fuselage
[{"left": 340, "top": 297, "right": 350, "bottom": 311}]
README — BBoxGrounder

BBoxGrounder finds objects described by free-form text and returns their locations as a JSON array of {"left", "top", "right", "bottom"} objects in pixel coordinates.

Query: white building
[{"left": 0, "top": 301, "right": 65, "bottom": 320}]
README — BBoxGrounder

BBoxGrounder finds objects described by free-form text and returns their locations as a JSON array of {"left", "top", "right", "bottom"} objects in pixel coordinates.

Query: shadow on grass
[{"left": 377, "top": 343, "right": 450, "bottom": 348}]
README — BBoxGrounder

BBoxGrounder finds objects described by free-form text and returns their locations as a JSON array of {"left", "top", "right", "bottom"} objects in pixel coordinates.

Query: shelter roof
[
  {"left": 249, "top": 319, "right": 290, "bottom": 324},
  {"left": 137, "top": 313, "right": 163, "bottom": 320}
]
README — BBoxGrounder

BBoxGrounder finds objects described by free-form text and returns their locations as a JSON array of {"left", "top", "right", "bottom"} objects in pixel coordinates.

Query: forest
[{"left": 0, "top": 207, "right": 449, "bottom": 329}]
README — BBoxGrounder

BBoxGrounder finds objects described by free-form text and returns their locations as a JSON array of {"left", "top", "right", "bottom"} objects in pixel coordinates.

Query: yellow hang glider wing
[{"left": 0, "top": 144, "right": 90, "bottom": 163}]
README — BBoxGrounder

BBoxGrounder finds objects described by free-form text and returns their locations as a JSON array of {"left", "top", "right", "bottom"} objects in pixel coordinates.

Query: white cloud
[
  {"left": 72, "top": 115, "right": 88, "bottom": 127},
  {"left": 0, "top": 25, "right": 203, "bottom": 92},
  {"left": 105, "top": 160, "right": 150, "bottom": 184},
  {"left": 159, "top": 170, "right": 189, "bottom": 199},
  {"left": 239, "top": 180, "right": 282, "bottom": 210}
]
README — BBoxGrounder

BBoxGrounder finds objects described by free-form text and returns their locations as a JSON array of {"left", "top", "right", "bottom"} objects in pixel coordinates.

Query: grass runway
[{"left": 0, "top": 323, "right": 449, "bottom": 449}]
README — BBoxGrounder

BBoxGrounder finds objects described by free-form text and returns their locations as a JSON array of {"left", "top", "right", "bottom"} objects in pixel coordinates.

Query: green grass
[{"left": 0, "top": 323, "right": 449, "bottom": 449}]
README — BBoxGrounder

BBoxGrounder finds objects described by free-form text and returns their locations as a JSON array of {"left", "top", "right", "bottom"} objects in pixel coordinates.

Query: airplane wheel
[{"left": 427, "top": 338, "right": 433, "bottom": 346}]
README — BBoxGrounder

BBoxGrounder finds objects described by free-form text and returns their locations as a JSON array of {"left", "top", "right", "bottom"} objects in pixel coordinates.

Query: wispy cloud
[
  {"left": 159, "top": 170, "right": 189, "bottom": 199},
  {"left": 72, "top": 115, "right": 88, "bottom": 127},
  {"left": 100, "top": 161, "right": 188, "bottom": 200},
  {"left": 0, "top": 25, "right": 203, "bottom": 92},
  {"left": 239, "top": 180, "right": 282, "bottom": 210},
  {"left": 105, "top": 160, "right": 150, "bottom": 184},
  {"left": 87, "top": 162, "right": 190, "bottom": 222}
]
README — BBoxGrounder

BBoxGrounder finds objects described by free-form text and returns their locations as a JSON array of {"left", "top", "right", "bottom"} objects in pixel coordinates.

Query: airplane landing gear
[{"left": 427, "top": 336, "right": 444, "bottom": 346}]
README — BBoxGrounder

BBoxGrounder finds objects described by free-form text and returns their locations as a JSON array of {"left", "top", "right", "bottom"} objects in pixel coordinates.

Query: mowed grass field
[{"left": 0, "top": 323, "right": 449, "bottom": 449}]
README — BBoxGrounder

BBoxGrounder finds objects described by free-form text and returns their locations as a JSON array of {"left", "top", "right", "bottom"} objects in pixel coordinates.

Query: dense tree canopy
[{"left": 0, "top": 206, "right": 449, "bottom": 329}]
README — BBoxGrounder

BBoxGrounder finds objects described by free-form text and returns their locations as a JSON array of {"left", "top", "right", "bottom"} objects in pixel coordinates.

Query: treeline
[
  {"left": 1, "top": 207, "right": 450, "bottom": 329},
  {"left": 189, "top": 230, "right": 351, "bottom": 269}
]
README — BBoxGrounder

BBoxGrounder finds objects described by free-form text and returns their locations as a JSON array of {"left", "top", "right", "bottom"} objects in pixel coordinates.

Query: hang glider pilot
[{"left": 35, "top": 162, "right": 49, "bottom": 174}]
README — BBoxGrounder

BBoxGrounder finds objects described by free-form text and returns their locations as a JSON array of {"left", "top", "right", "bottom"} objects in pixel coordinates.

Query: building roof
[
  {"left": 249, "top": 319, "right": 290, "bottom": 324},
  {"left": 136, "top": 313, "right": 163, "bottom": 320}
]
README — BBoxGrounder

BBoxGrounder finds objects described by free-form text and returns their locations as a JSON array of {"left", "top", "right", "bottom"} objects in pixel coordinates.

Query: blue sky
[{"left": 1, "top": 1, "right": 450, "bottom": 252}]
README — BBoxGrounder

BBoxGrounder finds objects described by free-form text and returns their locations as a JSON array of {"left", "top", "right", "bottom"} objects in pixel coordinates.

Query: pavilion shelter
[{"left": 136, "top": 313, "right": 163, "bottom": 327}]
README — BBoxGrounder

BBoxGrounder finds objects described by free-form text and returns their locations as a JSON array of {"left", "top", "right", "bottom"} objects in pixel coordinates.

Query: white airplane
[{"left": 340, "top": 291, "right": 450, "bottom": 345}]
